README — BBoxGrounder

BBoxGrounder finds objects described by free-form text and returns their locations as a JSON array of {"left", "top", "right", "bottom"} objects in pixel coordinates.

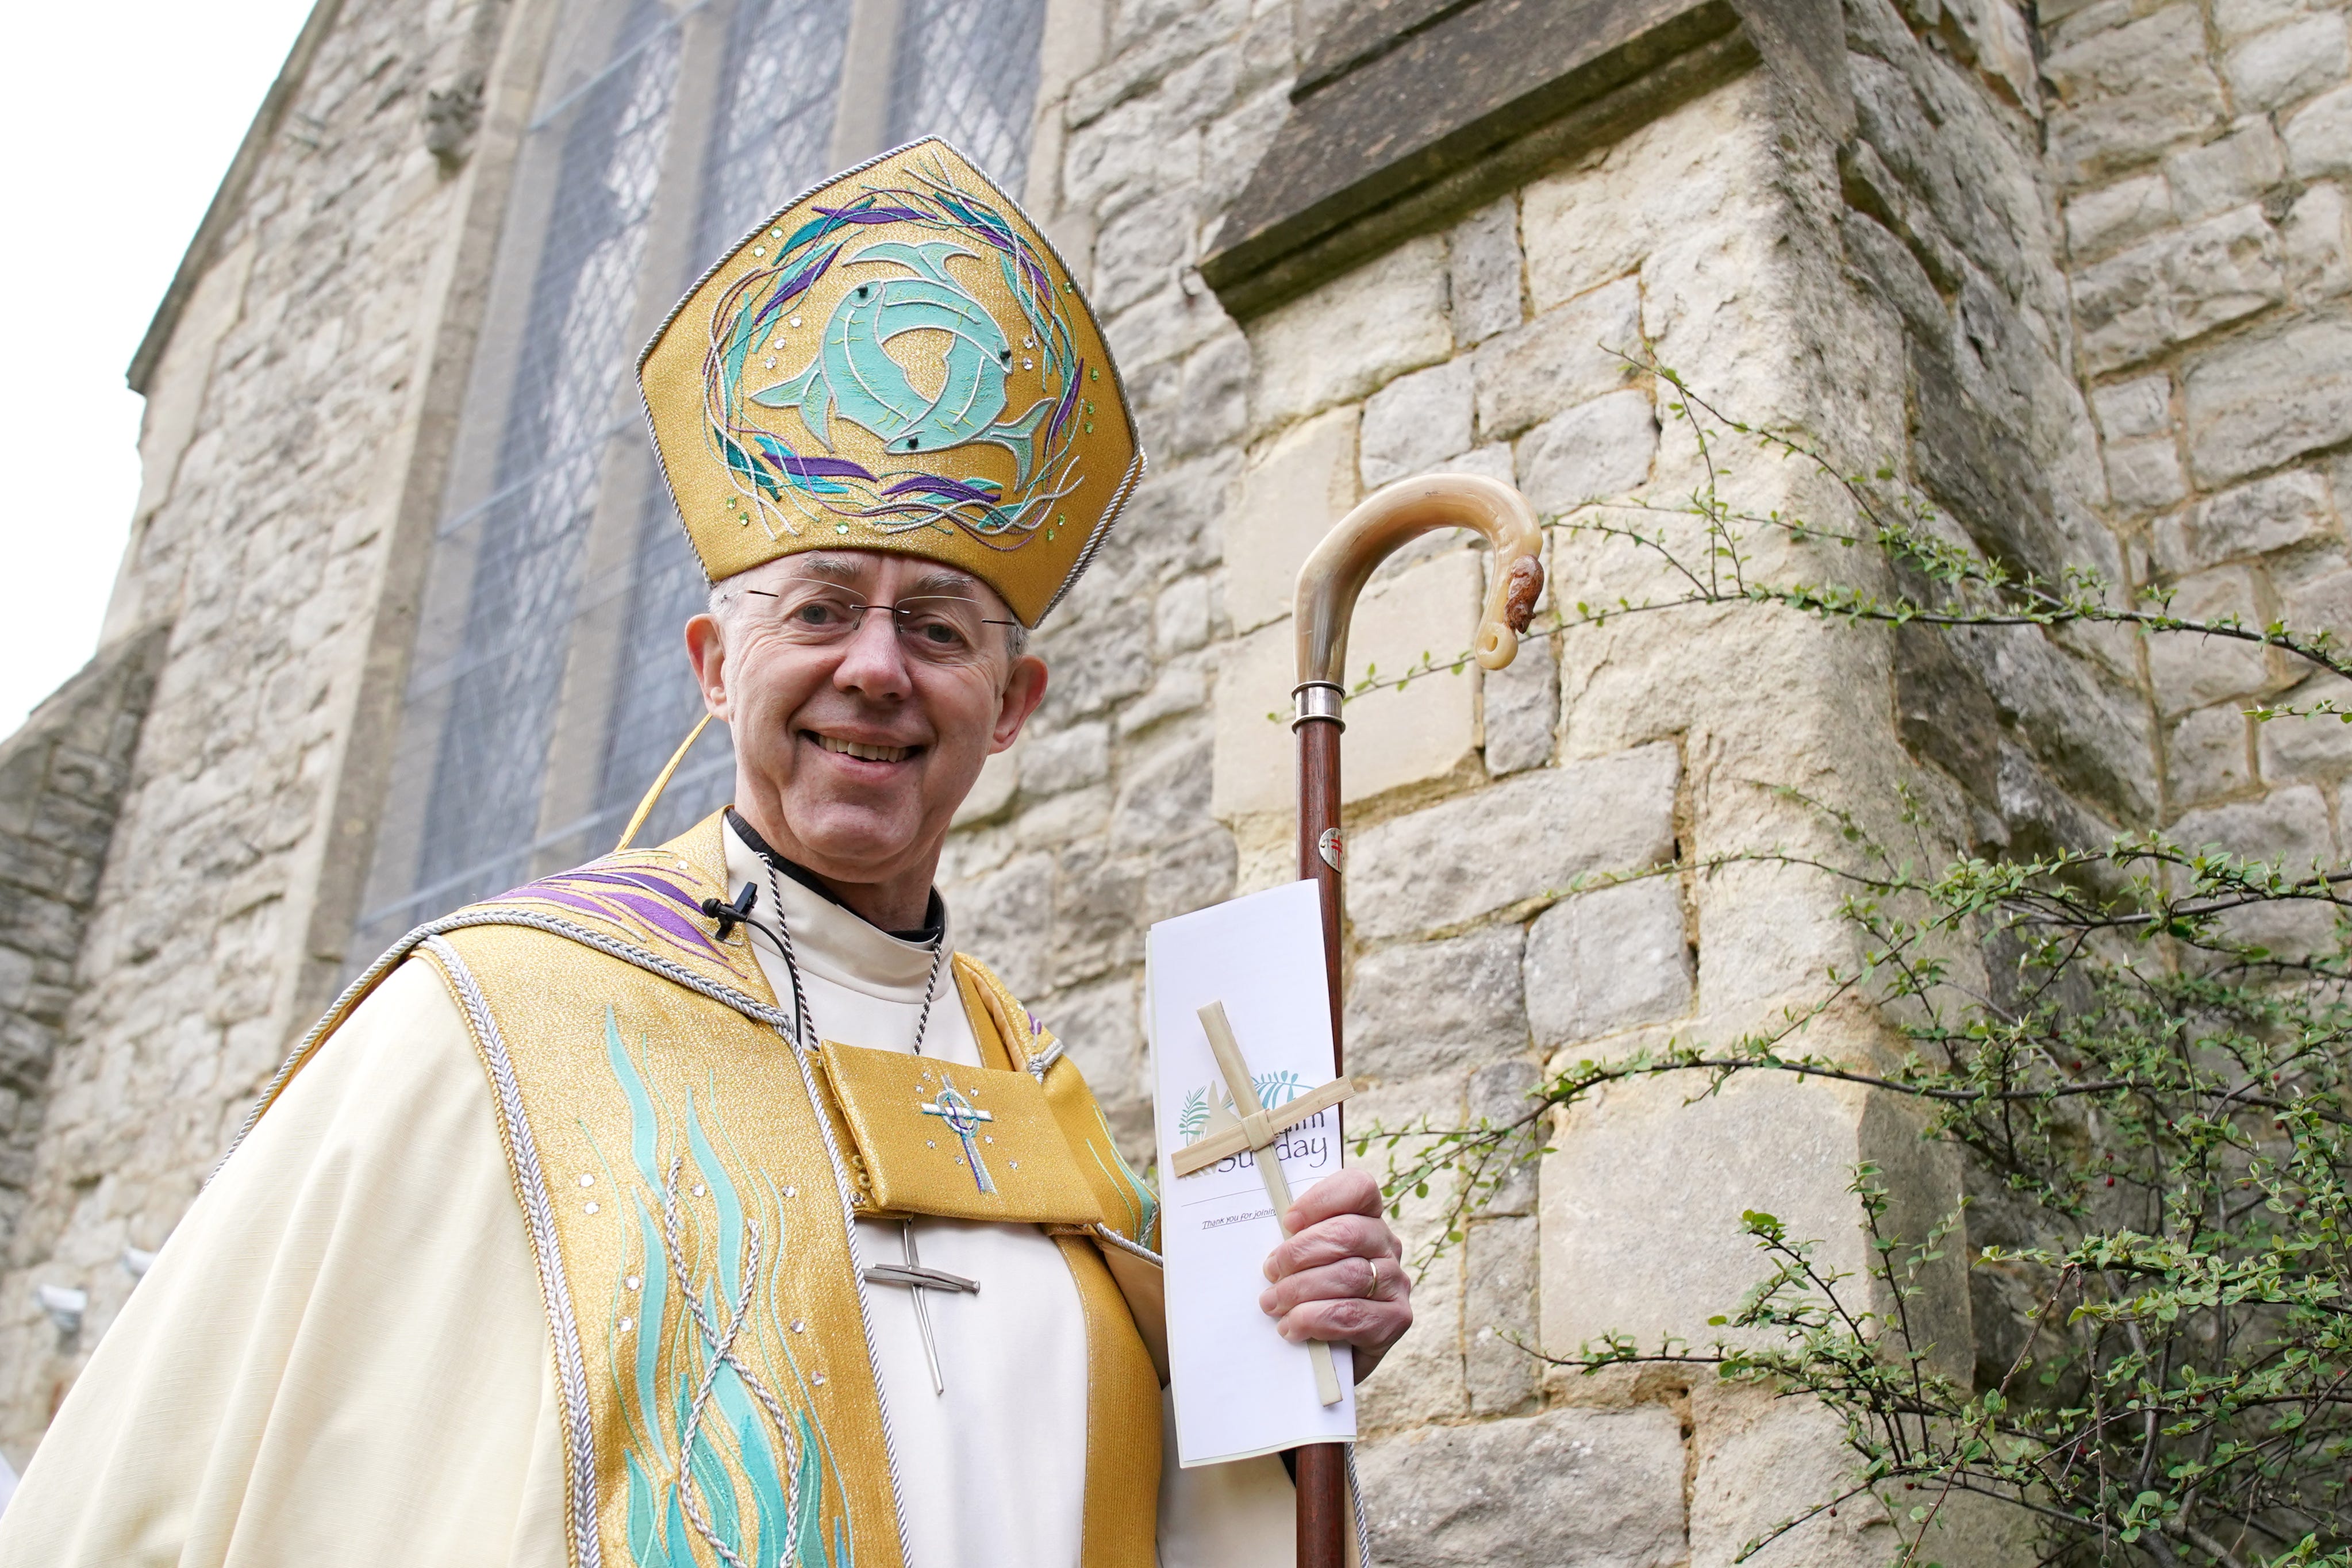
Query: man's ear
[
  {"left": 685, "top": 614, "right": 729, "bottom": 717},
  {"left": 990, "top": 654, "right": 1048, "bottom": 752}
]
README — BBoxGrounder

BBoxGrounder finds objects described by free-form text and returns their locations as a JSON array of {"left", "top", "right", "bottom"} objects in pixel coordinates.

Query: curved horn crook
[{"left": 1293, "top": 473, "right": 1545, "bottom": 691}]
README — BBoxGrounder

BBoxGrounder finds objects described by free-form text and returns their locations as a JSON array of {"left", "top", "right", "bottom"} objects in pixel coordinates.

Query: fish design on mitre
[{"left": 750, "top": 239, "right": 1055, "bottom": 488}]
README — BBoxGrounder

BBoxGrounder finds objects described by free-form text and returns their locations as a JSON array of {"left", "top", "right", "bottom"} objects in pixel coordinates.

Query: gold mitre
[{"left": 637, "top": 138, "right": 1144, "bottom": 627}]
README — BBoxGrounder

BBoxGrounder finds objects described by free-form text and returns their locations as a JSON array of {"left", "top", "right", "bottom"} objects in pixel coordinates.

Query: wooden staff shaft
[
  {"left": 1285, "top": 472, "right": 1546, "bottom": 1568},
  {"left": 1293, "top": 716, "right": 1347, "bottom": 1568}
]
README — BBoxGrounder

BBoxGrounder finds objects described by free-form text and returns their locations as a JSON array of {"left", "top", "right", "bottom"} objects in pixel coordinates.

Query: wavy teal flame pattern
[{"left": 594, "top": 1007, "right": 855, "bottom": 1568}]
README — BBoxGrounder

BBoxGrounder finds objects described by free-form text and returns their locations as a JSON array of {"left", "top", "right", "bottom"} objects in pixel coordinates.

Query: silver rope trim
[
  {"left": 1347, "top": 1441, "right": 1375, "bottom": 1567},
  {"left": 425, "top": 936, "right": 604, "bottom": 1568},
  {"left": 1023, "top": 1039, "right": 1066, "bottom": 1080},
  {"left": 213, "top": 906, "right": 801, "bottom": 1186},
  {"left": 1090, "top": 1223, "right": 1164, "bottom": 1268},
  {"left": 785, "top": 1021, "right": 915, "bottom": 1565}
]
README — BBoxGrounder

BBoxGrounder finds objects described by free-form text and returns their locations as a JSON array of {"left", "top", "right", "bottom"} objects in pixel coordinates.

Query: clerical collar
[{"left": 724, "top": 807, "right": 946, "bottom": 946}]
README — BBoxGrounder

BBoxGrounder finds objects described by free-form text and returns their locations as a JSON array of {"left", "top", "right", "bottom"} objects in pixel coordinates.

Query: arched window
[{"left": 353, "top": 0, "right": 1050, "bottom": 960}]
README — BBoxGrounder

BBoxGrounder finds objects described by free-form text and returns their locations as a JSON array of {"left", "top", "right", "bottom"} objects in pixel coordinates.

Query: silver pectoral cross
[{"left": 863, "top": 1219, "right": 978, "bottom": 1396}]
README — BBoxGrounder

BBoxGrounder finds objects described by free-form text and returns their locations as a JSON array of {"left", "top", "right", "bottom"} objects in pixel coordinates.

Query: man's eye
[
  {"left": 912, "top": 619, "right": 966, "bottom": 647},
  {"left": 795, "top": 601, "right": 845, "bottom": 626}
]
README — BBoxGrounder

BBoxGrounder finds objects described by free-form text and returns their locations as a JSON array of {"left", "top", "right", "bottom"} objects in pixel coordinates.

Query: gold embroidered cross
[{"left": 1168, "top": 1000, "right": 1355, "bottom": 1405}]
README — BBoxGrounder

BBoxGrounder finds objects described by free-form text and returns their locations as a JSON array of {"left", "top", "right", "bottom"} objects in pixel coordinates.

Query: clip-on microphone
[{"left": 700, "top": 881, "right": 759, "bottom": 940}]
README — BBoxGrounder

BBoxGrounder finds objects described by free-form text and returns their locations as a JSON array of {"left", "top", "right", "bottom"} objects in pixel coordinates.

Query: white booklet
[{"left": 1148, "top": 878, "right": 1359, "bottom": 1466}]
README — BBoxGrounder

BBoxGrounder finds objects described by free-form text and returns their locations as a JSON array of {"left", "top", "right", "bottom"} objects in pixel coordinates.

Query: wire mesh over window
[
  {"left": 352, "top": 0, "right": 1045, "bottom": 969},
  {"left": 885, "top": 0, "right": 1049, "bottom": 192},
  {"left": 590, "top": 0, "right": 855, "bottom": 864}
]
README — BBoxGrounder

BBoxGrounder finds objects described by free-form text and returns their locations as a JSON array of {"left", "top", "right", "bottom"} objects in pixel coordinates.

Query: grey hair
[{"left": 706, "top": 568, "right": 1030, "bottom": 659}]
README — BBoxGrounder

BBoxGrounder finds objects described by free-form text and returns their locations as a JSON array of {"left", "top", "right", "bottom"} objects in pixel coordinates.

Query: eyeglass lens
[{"left": 740, "top": 586, "right": 1012, "bottom": 663}]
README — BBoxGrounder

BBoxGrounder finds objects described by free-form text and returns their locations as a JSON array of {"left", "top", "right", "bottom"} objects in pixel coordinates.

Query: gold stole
[{"left": 239, "top": 813, "right": 1162, "bottom": 1568}]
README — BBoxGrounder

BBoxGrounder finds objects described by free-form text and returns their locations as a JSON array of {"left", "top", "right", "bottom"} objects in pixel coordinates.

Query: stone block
[
  {"left": 1113, "top": 723, "right": 1214, "bottom": 848},
  {"left": 2065, "top": 174, "right": 2175, "bottom": 256},
  {"left": 1516, "top": 391, "right": 1659, "bottom": 516},
  {"left": 2172, "top": 781, "right": 2334, "bottom": 868},
  {"left": 1152, "top": 574, "right": 1210, "bottom": 656},
  {"left": 2166, "top": 118, "right": 2287, "bottom": 218},
  {"left": 1210, "top": 553, "right": 1480, "bottom": 817},
  {"left": 1246, "top": 236, "right": 1451, "bottom": 433},
  {"left": 1360, "top": 362, "right": 1474, "bottom": 491},
  {"left": 2072, "top": 206, "right": 2283, "bottom": 374},
  {"left": 1144, "top": 827, "right": 1235, "bottom": 924},
  {"left": 1063, "top": 92, "right": 1200, "bottom": 222},
  {"left": 1542, "top": 1073, "right": 1871, "bottom": 1357},
  {"left": 1689, "top": 1383, "right": 1907, "bottom": 1568},
  {"left": 1840, "top": 209, "right": 1945, "bottom": 343},
  {"left": 1358, "top": 1405, "right": 1686, "bottom": 1568},
  {"left": 1463, "top": 1214, "right": 1539, "bottom": 1415},
  {"left": 2184, "top": 316, "right": 2352, "bottom": 485},
  {"left": 1344, "top": 925, "right": 1528, "bottom": 1082},
  {"left": 1013, "top": 785, "right": 1113, "bottom": 852},
  {"left": 1351, "top": 744, "right": 1678, "bottom": 940},
  {"left": 2151, "top": 568, "right": 2275, "bottom": 710},
  {"left": 2169, "top": 704, "right": 2253, "bottom": 804},
  {"left": 2093, "top": 374, "right": 2174, "bottom": 439},
  {"left": 2158, "top": 468, "right": 2335, "bottom": 572},
  {"left": 2104, "top": 437, "right": 2187, "bottom": 512},
  {"left": 2043, "top": 5, "right": 2227, "bottom": 183},
  {"left": 1448, "top": 197, "right": 1522, "bottom": 347},
  {"left": 1472, "top": 278, "right": 1643, "bottom": 443},
  {"left": 1481, "top": 631, "right": 1557, "bottom": 775},
  {"left": 951, "top": 748, "right": 1017, "bottom": 828},
  {"left": 1468, "top": 1059, "right": 1544, "bottom": 1216},
  {"left": 2285, "top": 563, "right": 2352, "bottom": 641},
  {"left": 2286, "top": 83, "right": 2352, "bottom": 179},
  {"left": 2258, "top": 676, "right": 2352, "bottom": 777},
  {"left": 1021, "top": 721, "right": 1111, "bottom": 797},
  {"left": 2225, "top": 13, "right": 2350, "bottom": 113},
  {"left": 1520, "top": 77, "right": 1759, "bottom": 313},
  {"left": 1169, "top": 328, "right": 1248, "bottom": 461},
  {"left": 2285, "top": 182, "right": 2352, "bottom": 299},
  {"left": 1337, "top": 551, "right": 1484, "bottom": 802},
  {"left": 2216, "top": 0, "right": 2334, "bottom": 46},
  {"left": 1050, "top": 840, "right": 1144, "bottom": 987},
  {"left": 1091, "top": 189, "right": 1194, "bottom": 316},
  {"left": 1118, "top": 661, "right": 1206, "bottom": 737},
  {"left": 1223, "top": 405, "right": 1358, "bottom": 634},
  {"left": 1524, "top": 878, "right": 1692, "bottom": 1046},
  {"left": 950, "top": 852, "right": 1054, "bottom": 997},
  {"left": 1210, "top": 620, "right": 1295, "bottom": 820}
]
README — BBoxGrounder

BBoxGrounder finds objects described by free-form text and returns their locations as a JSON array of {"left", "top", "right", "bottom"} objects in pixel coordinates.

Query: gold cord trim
[{"left": 615, "top": 712, "right": 716, "bottom": 852}]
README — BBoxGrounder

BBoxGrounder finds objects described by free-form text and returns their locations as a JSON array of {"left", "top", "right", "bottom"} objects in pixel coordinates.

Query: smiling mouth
[{"left": 809, "top": 731, "right": 916, "bottom": 764}]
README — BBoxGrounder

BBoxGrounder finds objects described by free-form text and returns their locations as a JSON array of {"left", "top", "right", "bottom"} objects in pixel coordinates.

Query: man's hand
[{"left": 1258, "top": 1169, "right": 1412, "bottom": 1380}]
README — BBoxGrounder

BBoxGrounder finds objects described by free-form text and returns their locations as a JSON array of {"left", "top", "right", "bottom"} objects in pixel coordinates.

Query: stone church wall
[
  {"left": 3, "top": 1, "right": 2350, "bottom": 1562},
  {"left": 0, "top": 0, "right": 508, "bottom": 1447}
]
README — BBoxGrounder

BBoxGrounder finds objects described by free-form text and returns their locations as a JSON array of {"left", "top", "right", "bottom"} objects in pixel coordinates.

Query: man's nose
[{"left": 831, "top": 605, "right": 915, "bottom": 696}]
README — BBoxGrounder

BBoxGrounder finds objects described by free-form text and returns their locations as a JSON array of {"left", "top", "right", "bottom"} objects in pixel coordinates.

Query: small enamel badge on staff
[{"left": 1170, "top": 1000, "right": 1356, "bottom": 1406}]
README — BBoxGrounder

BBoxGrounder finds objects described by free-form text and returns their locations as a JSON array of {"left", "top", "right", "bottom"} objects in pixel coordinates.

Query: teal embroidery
[
  {"left": 750, "top": 240, "right": 1057, "bottom": 487},
  {"left": 704, "top": 148, "right": 1090, "bottom": 550},
  {"left": 917, "top": 1070, "right": 997, "bottom": 1194},
  {"left": 597, "top": 1008, "right": 855, "bottom": 1568}
]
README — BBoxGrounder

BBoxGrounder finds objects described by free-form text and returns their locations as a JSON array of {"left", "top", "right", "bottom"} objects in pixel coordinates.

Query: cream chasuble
[{"left": 0, "top": 816, "right": 1292, "bottom": 1567}]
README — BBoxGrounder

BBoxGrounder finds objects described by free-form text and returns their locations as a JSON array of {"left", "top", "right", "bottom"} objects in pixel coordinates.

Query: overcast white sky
[{"left": 0, "top": 1, "right": 316, "bottom": 736}]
